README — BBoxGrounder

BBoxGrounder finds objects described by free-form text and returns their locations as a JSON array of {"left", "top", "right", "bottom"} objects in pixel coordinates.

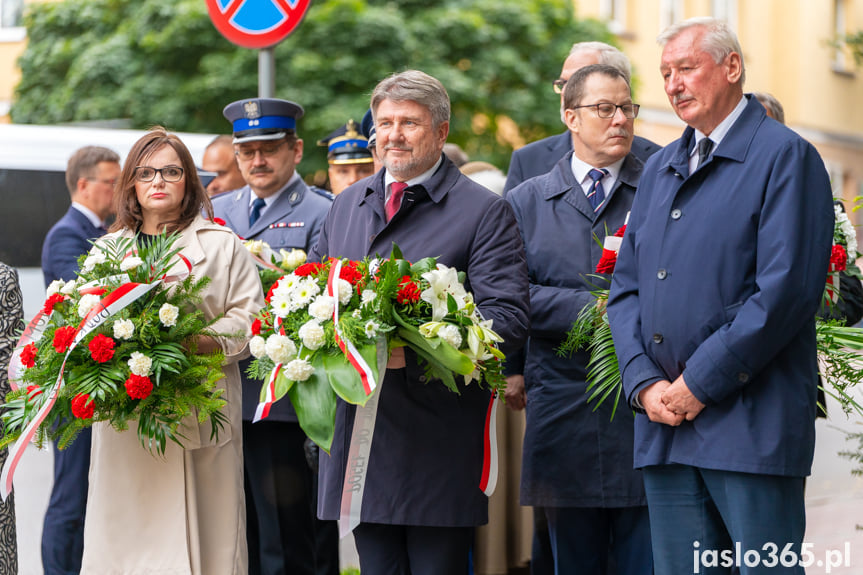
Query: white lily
[{"left": 420, "top": 264, "right": 468, "bottom": 321}]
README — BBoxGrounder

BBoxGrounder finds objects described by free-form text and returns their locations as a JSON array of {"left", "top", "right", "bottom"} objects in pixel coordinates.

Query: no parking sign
[{"left": 206, "top": 0, "right": 312, "bottom": 49}]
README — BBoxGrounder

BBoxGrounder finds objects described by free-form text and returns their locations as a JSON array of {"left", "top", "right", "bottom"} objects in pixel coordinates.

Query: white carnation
[
  {"left": 265, "top": 334, "right": 297, "bottom": 364},
  {"left": 249, "top": 335, "right": 267, "bottom": 359},
  {"left": 82, "top": 252, "right": 107, "bottom": 272},
  {"left": 360, "top": 289, "right": 377, "bottom": 306},
  {"left": 438, "top": 324, "right": 463, "bottom": 348},
  {"left": 77, "top": 293, "right": 102, "bottom": 318},
  {"left": 60, "top": 280, "right": 77, "bottom": 295},
  {"left": 298, "top": 321, "right": 326, "bottom": 350},
  {"left": 120, "top": 255, "right": 144, "bottom": 271},
  {"left": 46, "top": 280, "right": 65, "bottom": 297},
  {"left": 128, "top": 351, "right": 152, "bottom": 376},
  {"left": 308, "top": 295, "right": 335, "bottom": 322},
  {"left": 159, "top": 303, "right": 179, "bottom": 327},
  {"left": 336, "top": 278, "right": 353, "bottom": 306},
  {"left": 113, "top": 319, "right": 135, "bottom": 340},
  {"left": 285, "top": 358, "right": 315, "bottom": 382}
]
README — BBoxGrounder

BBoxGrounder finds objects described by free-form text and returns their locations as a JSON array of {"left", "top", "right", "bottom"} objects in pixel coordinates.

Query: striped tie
[{"left": 587, "top": 168, "right": 609, "bottom": 212}]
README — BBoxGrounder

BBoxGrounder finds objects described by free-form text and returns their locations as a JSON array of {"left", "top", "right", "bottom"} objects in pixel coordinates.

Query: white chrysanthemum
[
  {"left": 293, "top": 278, "right": 320, "bottom": 308},
  {"left": 298, "top": 321, "right": 325, "bottom": 350},
  {"left": 269, "top": 293, "right": 295, "bottom": 318},
  {"left": 352, "top": 309, "right": 362, "bottom": 319},
  {"left": 77, "top": 293, "right": 102, "bottom": 318},
  {"left": 244, "top": 239, "right": 265, "bottom": 256},
  {"left": 336, "top": 278, "right": 353, "bottom": 306},
  {"left": 113, "top": 319, "right": 135, "bottom": 340},
  {"left": 60, "top": 279, "right": 77, "bottom": 295},
  {"left": 249, "top": 335, "right": 267, "bottom": 359},
  {"left": 280, "top": 248, "right": 307, "bottom": 271},
  {"left": 159, "top": 303, "right": 179, "bottom": 327},
  {"left": 285, "top": 358, "right": 314, "bottom": 382},
  {"left": 128, "top": 351, "right": 152, "bottom": 376},
  {"left": 120, "top": 255, "right": 144, "bottom": 271},
  {"left": 46, "top": 280, "right": 65, "bottom": 297},
  {"left": 82, "top": 252, "right": 107, "bottom": 272},
  {"left": 308, "top": 295, "right": 335, "bottom": 322},
  {"left": 364, "top": 320, "right": 380, "bottom": 339},
  {"left": 273, "top": 274, "right": 299, "bottom": 296},
  {"left": 265, "top": 334, "right": 297, "bottom": 364},
  {"left": 360, "top": 289, "right": 377, "bottom": 306},
  {"left": 438, "top": 324, "right": 463, "bottom": 348}
]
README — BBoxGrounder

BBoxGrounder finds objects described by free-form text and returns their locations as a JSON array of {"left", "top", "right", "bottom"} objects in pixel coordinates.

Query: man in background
[
  {"left": 317, "top": 119, "right": 375, "bottom": 196},
  {"left": 202, "top": 135, "right": 247, "bottom": 197},
  {"left": 40, "top": 145, "right": 120, "bottom": 575}
]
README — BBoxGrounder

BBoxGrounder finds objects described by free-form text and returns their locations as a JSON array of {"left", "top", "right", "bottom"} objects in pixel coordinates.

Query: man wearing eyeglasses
[
  {"left": 40, "top": 145, "right": 121, "bottom": 575},
  {"left": 212, "top": 97, "right": 332, "bottom": 575},
  {"left": 507, "top": 64, "right": 652, "bottom": 575}
]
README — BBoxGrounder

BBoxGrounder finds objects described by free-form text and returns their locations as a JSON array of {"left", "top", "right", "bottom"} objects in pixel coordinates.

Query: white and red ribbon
[
  {"left": 327, "top": 260, "right": 377, "bottom": 396},
  {"left": 7, "top": 306, "right": 55, "bottom": 392},
  {"left": 479, "top": 392, "right": 499, "bottom": 496},
  {"left": 253, "top": 316, "right": 285, "bottom": 423},
  {"left": 1, "top": 254, "right": 194, "bottom": 500}
]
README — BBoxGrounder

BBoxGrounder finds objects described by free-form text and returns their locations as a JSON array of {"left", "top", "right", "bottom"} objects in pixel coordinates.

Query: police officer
[
  {"left": 317, "top": 119, "right": 375, "bottom": 196},
  {"left": 213, "top": 97, "right": 331, "bottom": 575}
]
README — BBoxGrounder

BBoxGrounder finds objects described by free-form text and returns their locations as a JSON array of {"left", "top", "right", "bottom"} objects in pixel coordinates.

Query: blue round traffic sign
[{"left": 207, "top": 0, "right": 312, "bottom": 49}]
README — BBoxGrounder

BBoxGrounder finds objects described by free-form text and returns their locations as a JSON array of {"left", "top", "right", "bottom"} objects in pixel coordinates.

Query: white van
[{"left": 0, "top": 124, "right": 218, "bottom": 268}]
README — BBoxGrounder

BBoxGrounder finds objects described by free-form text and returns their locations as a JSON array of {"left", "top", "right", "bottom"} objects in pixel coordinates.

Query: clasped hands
[{"left": 638, "top": 375, "right": 705, "bottom": 426}]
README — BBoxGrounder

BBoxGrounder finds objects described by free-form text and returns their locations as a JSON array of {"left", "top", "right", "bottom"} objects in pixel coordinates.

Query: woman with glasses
[{"left": 80, "top": 127, "right": 264, "bottom": 575}]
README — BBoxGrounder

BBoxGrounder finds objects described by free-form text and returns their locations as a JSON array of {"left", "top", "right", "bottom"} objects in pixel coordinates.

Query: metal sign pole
[{"left": 259, "top": 47, "right": 275, "bottom": 98}]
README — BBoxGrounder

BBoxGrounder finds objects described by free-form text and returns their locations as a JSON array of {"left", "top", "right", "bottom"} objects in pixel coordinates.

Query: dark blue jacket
[
  {"left": 310, "top": 156, "right": 529, "bottom": 526},
  {"left": 41, "top": 206, "right": 103, "bottom": 288},
  {"left": 504, "top": 131, "right": 661, "bottom": 194},
  {"left": 508, "top": 151, "right": 646, "bottom": 507},
  {"left": 607, "top": 96, "right": 833, "bottom": 477}
]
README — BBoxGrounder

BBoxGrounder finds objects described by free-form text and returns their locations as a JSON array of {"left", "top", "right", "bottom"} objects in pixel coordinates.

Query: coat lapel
[
  {"left": 596, "top": 153, "right": 643, "bottom": 218},
  {"left": 246, "top": 178, "right": 304, "bottom": 237}
]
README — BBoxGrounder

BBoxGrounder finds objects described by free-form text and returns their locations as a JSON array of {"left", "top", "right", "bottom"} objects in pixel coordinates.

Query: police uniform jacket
[
  {"left": 212, "top": 176, "right": 332, "bottom": 422},
  {"left": 607, "top": 96, "right": 833, "bottom": 477},
  {"left": 508, "top": 151, "right": 646, "bottom": 508},
  {"left": 309, "top": 156, "right": 530, "bottom": 526}
]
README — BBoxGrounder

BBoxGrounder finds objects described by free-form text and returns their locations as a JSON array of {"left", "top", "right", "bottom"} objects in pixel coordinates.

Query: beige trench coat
[{"left": 80, "top": 216, "right": 264, "bottom": 575}]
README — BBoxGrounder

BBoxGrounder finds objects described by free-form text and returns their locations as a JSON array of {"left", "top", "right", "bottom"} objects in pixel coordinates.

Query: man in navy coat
[
  {"left": 503, "top": 41, "right": 661, "bottom": 196},
  {"left": 508, "top": 64, "right": 652, "bottom": 575},
  {"left": 309, "top": 70, "right": 530, "bottom": 575},
  {"left": 212, "top": 98, "right": 333, "bottom": 575},
  {"left": 40, "top": 145, "right": 120, "bottom": 575},
  {"left": 607, "top": 18, "right": 833, "bottom": 574}
]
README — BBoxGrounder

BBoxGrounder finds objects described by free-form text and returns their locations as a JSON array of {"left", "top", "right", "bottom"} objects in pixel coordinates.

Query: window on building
[
  {"left": 659, "top": 0, "right": 684, "bottom": 31},
  {"left": 0, "top": 0, "right": 23, "bottom": 29},
  {"left": 711, "top": 0, "right": 738, "bottom": 28},
  {"left": 600, "top": 0, "right": 627, "bottom": 35},
  {"left": 834, "top": 0, "right": 851, "bottom": 71}
]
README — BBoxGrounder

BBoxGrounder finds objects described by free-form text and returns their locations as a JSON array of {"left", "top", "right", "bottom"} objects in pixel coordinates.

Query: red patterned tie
[{"left": 386, "top": 182, "right": 408, "bottom": 222}]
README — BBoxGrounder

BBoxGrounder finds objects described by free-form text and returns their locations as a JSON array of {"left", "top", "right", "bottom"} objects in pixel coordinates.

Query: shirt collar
[
  {"left": 71, "top": 202, "right": 105, "bottom": 229},
  {"left": 691, "top": 95, "right": 747, "bottom": 158},
  {"left": 384, "top": 155, "right": 443, "bottom": 193},
  {"left": 250, "top": 172, "right": 301, "bottom": 207},
  {"left": 570, "top": 153, "right": 625, "bottom": 186}
]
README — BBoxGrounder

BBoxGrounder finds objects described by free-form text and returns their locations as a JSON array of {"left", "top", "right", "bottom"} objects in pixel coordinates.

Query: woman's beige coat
[{"left": 81, "top": 216, "right": 264, "bottom": 575}]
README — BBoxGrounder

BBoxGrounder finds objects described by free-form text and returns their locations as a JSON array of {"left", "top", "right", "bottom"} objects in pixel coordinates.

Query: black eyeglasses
[
  {"left": 571, "top": 103, "right": 640, "bottom": 119},
  {"left": 135, "top": 166, "right": 184, "bottom": 183},
  {"left": 552, "top": 78, "right": 567, "bottom": 94},
  {"left": 235, "top": 141, "right": 286, "bottom": 161}
]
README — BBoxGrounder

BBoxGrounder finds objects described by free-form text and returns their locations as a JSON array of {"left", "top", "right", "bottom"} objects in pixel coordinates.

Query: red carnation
[
  {"left": 26, "top": 384, "right": 43, "bottom": 398},
  {"left": 596, "top": 249, "right": 618, "bottom": 274},
  {"left": 88, "top": 334, "right": 116, "bottom": 363},
  {"left": 830, "top": 244, "right": 848, "bottom": 272},
  {"left": 396, "top": 276, "right": 421, "bottom": 304},
  {"left": 42, "top": 293, "right": 66, "bottom": 315},
  {"left": 339, "top": 262, "right": 363, "bottom": 285},
  {"left": 52, "top": 326, "right": 78, "bottom": 353},
  {"left": 125, "top": 374, "right": 154, "bottom": 400},
  {"left": 294, "top": 262, "right": 325, "bottom": 277},
  {"left": 20, "top": 343, "right": 38, "bottom": 368},
  {"left": 251, "top": 318, "right": 262, "bottom": 335},
  {"left": 71, "top": 393, "right": 95, "bottom": 419},
  {"left": 213, "top": 217, "right": 227, "bottom": 226}
]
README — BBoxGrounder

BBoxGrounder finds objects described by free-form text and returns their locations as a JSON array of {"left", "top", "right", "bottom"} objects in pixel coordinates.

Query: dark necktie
[
  {"left": 697, "top": 137, "right": 714, "bottom": 169},
  {"left": 249, "top": 197, "right": 266, "bottom": 227},
  {"left": 386, "top": 182, "right": 408, "bottom": 222},
  {"left": 587, "top": 168, "right": 609, "bottom": 213}
]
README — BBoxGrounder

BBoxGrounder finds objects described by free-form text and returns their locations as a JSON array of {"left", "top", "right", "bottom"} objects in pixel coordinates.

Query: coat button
[
  {"left": 671, "top": 209, "right": 682, "bottom": 220},
  {"left": 418, "top": 375, "right": 427, "bottom": 383},
  {"left": 369, "top": 234, "right": 376, "bottom": 242},
  {"left": 652, "top": 333, "right": 663, "bottom": 344},
  {"left": 657, "top": 269, "right": 667, "bottom": 280},
  {"left": 738, "top": 372, "right": 749, "bottom": 383}
]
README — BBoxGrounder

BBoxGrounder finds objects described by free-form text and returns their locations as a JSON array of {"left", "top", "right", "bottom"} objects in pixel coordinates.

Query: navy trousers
[
  {"left": 354, "top": 523, "right": 473, "bottom": 575},
  {"left": 643, "top": 464, "right": 806, "bottom": 575},
  {"left": 544, "top": 506, "right": 653, "bottom": 575},
  {"left": 41, "top": 428, "right": 91, "bottom": 575}
]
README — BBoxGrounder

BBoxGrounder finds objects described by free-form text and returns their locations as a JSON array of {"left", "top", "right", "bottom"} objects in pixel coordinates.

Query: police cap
[
  {"left": 317, "top": 119, "right": 373, "bottom": 166},
  {"left": 223, "top": 98, "right": 304, "bottom": 144}
]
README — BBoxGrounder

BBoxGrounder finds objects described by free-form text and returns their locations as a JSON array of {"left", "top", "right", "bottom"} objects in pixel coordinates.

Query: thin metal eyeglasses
[
  {"left": 571, "top": 103, "right": 640, "bottom": 119},
  {"left": 235, "top": 141, "right": 286, "bottom": 161},
  {"left": 86, "top": 177, "right": 117, "bottom": 186},
  {"left": 552, "top": 78, "right": 567, "bottom": 94},
  {"left": 134, "top": 166, "right": 184, "bottom": 183}
]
